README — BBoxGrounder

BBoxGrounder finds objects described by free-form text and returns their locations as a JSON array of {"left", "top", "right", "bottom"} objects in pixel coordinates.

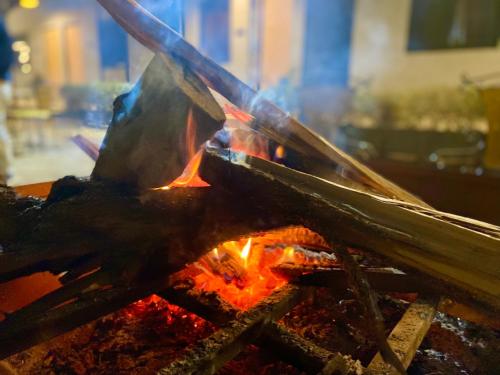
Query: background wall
[{"left": 350, "top": 0, "right": 500, "bottom": 93}]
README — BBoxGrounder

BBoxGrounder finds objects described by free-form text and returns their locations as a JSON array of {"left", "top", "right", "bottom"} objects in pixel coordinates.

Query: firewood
[
  {"left": 161, "top": 279, "right": 360, "bottom": 374},
  {"left": 159, "top": 285, "right": 309, "bottom": 375},
  {"left": 198, "top": 147, "right": 500, "bottom": 315},
  {"left": 368, "top": 298, "right": 438, "bottom": 374},
  {"left": 260, "top": 322, "right": 361, "bottom": 374},
  {"left": 0, "top": 186, "right": 41, "bottom": 247},
  {"left": 0, "top": 176, "right": 298, "bottom": 285},
  {"left": 335, "top": 246, "right": 405, "bottom": 374},
  {"left": 96, "top": 0, "right": 427, "bottom": 205},
  {"left": 92, "top": 53, "right": 225, "bottom": 190}
]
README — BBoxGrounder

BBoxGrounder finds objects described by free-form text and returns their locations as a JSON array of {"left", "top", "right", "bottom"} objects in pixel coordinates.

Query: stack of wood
[{"left": 0, "top": 0, "right": 499, "bottom": 373}]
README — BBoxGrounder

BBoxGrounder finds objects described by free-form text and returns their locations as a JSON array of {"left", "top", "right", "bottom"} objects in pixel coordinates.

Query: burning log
[
  {"left": 198, "top": 147, "right": 500, "bottom": 316},
  {"left": 96, "top": 0, "right": 427, "bottom": 205},
  {"left": 0, "top": 177, "right": 303, "bottom": 356},
  {"left": 92, "top": 53, "right": 225, "bottom": 189}
]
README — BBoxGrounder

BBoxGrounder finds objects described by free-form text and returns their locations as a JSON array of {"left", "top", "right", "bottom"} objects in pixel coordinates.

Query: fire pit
[{"left": 0, "top": 1, "right": 499, "bottom": 374}]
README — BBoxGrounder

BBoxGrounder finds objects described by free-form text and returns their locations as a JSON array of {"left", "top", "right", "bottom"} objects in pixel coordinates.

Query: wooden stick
[
  {"left": 335, "top": 246, "right": 405, "bottom": 374},
  {"left": 159, "top": 285, "right": 309, "bottom": 375},
  {"left": 261, "top": 322, "right": 362, "bottom": 375},
  {"left": 161, "top": 281, "right": 359, "bottom": 374},
  {"left": 368, "top": 298, "right": 438, "bottom": 374},
  {"left": 95, "top": 0, "right": 427, "bottom": 205}
]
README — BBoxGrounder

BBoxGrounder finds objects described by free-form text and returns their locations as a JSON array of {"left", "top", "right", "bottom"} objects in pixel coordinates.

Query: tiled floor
[{"left": 7, "top": 117, "right": 106, "bottom": 186}]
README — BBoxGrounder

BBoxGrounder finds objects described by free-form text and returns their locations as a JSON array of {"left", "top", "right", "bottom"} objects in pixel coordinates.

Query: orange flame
[
  {"left": 185, "top": 108, "right": 197, "bottom": 161},
  {"left": 165, "top": 150, "right": 209, "bottom": 189},
  {"left": 240, "top": 238, "right": 252, "bottom": 268},
  {"left": 160, "top": 107, "right": 209, "bottom": 189},
  {"left": 224, "top": 104, "right": 254, "bottom": 124},
  {"left": 174, "top": 227, "right": 336, "bottom": 310}
]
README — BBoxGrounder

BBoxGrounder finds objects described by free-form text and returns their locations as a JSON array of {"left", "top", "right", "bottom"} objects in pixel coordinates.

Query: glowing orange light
[
  {"left": 283, "top": 246, "right": 295, "bottom": 262},
  {"left": 240, "top": 238, "right": 252, "bottom": 267},
  {"left": 274, "top": 145, "right": 286, "bottom": 160},
  {"left": 212, "top": 248, "right": 219, "bottom": 260},
  {"left": 166, "top": 150, "right": 209, "bottom": 188},
  {"left": 158, "top": 107, "right": 209, "bottom": 189},
  {"left": 174, "top": 227, "right": 336, "bottom": 310},
  {"left": 224, "top": 104, "right": 254, "bottom": 124},
  {"left": 20, "top": 0, "right": 39, "bottom": 9}
]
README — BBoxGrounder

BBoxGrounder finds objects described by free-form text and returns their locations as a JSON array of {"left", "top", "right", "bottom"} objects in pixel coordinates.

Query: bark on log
[
  {"left": 92, "top": 53, "right": 225, "bottom": 189},
  {"left": 198, "top": 147, "right": 500, "bottom": 315}
]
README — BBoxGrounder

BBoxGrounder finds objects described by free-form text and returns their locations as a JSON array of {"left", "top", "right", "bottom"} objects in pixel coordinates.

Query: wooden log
[
  {"left": 160, "top": 280, "right": 359, "bottom": 374},
  {"left": 92, "top": 53, "right": 225, "bottom": 190},
  {"left": 96, "top": 0, "right": 427, "bottom": 205},
  {"left": 260, "top": 322, "right": 363, "bottom": 375},
  {"left": 274, "top": 265, "right": 433, "bottom": 294},
  {"left": 278, "top": 265, "right": 500, "bottom": 329},
  {"left": 0, "top": 186, "right": 42, "bottom": 246},
  {"left": 368, "top": 298, "right": 438, "bottom": 374},
  {"left": 159, "top": 280, "right": 237, "bottom": 326},
  {"left": 198, "top": 147, "right": 500, "bottom": 315},
  {"left": 0, "top": 176, "right": 298, "bottom": 284},
  {"left": 159, "top": 285, "right": 309, "bottom": 375}
]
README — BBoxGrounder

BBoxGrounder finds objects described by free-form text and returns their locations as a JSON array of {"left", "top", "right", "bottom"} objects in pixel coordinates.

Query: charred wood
[
  {"left": 160, "top": 280, "right": 360, "bottom": 374},
  {"left": 92, "top": 53, "right": 225, "bottom": 190},
  {"left": 159, "top": 285, "right": 309, "bottom": 375}
]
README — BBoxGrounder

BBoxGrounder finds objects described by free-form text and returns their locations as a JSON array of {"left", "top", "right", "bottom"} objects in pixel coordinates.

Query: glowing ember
[
  {"left": 176, "top": 227, "right": 337, "bottom": 310},
  {"left": 240, "top": 238, "right": 252, "bottom": 267}
]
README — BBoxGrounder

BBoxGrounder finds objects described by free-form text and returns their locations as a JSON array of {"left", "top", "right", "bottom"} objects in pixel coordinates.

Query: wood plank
[{"left": 368, "top": 298, "right": 438, "bottom": 374}]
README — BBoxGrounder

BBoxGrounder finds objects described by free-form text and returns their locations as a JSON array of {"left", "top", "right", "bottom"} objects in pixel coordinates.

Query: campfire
[{"left": 1, "top": 0, "right": 499, "bottom": 374}]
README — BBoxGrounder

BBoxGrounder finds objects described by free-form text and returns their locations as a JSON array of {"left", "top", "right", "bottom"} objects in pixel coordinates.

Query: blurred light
[
  {"left": 19, "top": 0, "right": 40, "bottom": 9},
  {"left": 21, "top": 63, "right": 32, "bottom": 74},
  {"left": 12, "top": 41, "right": 28, "bottom": 52},
  {"left": 18, "top": 52, "right": 30, "bottom": 64}
]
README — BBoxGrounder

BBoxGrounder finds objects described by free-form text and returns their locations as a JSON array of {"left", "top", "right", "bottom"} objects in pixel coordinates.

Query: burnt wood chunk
[{"left": 92, "top": 53, "right": 225, "bottom": 189}]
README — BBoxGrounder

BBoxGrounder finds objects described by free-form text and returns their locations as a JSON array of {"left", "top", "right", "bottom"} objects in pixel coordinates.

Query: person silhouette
[{"left": 0, "top": 17, "right": 13, "bottom": 184}]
